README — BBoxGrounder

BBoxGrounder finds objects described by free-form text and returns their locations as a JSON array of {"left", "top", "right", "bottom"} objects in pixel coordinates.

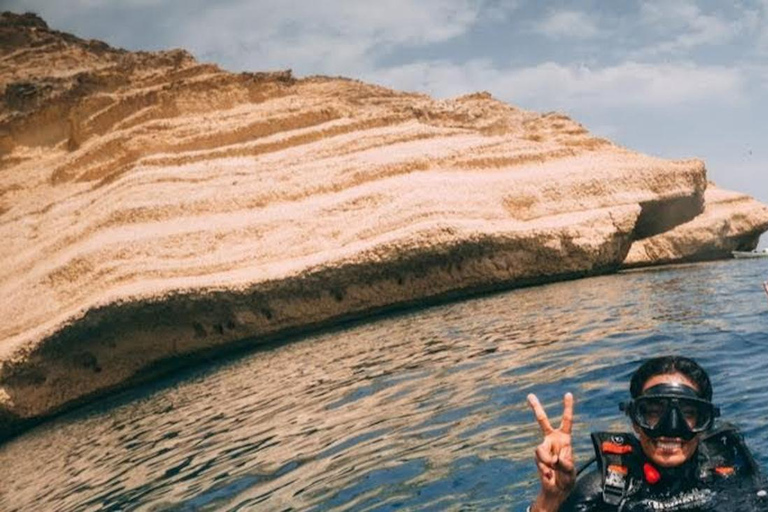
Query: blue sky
[{"left": 4, "top": 0, "right": 768, "bottom": 244}]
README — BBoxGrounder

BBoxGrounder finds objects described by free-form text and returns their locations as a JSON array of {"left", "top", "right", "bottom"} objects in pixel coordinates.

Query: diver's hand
[{"left": 527, "top": 392, "right": 576, "bottom": 511}]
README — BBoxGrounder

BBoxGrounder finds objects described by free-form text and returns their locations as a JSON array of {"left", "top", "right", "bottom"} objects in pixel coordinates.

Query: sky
[{"left": 3, "top": 0, "right": 767, "bottom": 245}]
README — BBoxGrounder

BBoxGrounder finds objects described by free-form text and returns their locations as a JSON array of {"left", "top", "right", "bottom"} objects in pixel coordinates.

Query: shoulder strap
[
  {"left": 699, "top": 422, "right": 762, "bottom": 483},
  {"left": 591, "top": 432, "right": 641, "bottom": 506}
]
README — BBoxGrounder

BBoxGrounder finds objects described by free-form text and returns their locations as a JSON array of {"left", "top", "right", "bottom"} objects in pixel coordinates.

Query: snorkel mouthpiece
[{"left": 620, "top": 382, "right": 719, "bottom": 441}]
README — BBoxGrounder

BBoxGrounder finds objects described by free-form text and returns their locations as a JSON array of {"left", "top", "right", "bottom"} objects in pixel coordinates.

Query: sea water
[{"left": 1, "top": 259, "right": 767, "bottom": 511}]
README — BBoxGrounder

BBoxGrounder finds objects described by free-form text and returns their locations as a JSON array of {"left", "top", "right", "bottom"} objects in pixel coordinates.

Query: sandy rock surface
[
  {"left": 624, "top": 186, "right": 768, "bottom": 267},
  {"left": 0, "top": 12, "right": 766, "bottom": 439}
]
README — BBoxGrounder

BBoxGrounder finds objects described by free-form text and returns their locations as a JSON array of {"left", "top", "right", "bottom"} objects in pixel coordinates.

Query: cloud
[
  {"left": 519, "top": 61, "right": 745, "bottom": 108},
  {"left": 534, "top": 10, "right": 600, "bottom": 40},
  {"left": 171, "top": 0, "right": 487, "bottom": 74},
  {"left": 6, "top": 0, "right": 494, "bottom": 75},
  {"left": 637, "top": 0, "right": 747, "bottom": 55},
  {"left": 366, "top": 60, "right": 746, "bottom": 110},
  {"left": 755, "top": 0, "right": 768, "bottom": 53}
]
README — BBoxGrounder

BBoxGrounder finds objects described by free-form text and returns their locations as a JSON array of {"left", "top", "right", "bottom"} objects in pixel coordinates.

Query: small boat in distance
[{"left": 732, "top": 248, "right": 768, "bottom": 259}]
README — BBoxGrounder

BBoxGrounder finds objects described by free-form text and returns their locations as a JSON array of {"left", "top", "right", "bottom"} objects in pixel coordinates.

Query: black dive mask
[{"left": 620, "top": 382, "right": 720, "bottom": 441}]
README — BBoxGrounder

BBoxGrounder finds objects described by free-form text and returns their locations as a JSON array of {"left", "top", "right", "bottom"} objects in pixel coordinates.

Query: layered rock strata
[
  {"left": 624, "top": 186, "right": 768, "bottom": 267},
  {"left": 0, "top": 12, "right": 766, "bottom": 439}
]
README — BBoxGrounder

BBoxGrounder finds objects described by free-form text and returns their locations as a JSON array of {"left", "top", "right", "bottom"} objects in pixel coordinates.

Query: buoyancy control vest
[{"left": 584, "top": 422, "right": 767, "bottom": 510}]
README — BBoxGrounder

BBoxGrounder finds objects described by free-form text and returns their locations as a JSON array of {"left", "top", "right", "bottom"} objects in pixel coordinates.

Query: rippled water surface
[{"left": 2, "top": 259, "right": 768, "bottom": 511}]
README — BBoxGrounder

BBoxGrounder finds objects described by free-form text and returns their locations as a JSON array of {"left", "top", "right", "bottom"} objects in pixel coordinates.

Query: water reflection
[{"left": 1, "top": 260, "right": 767, "bottom": 510}]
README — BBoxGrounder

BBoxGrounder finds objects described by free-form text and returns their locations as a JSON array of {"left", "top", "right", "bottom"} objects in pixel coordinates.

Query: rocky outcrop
[
  {"left": 0, "top": 12, "right": 765, "bottom": 440},
  {"left": 624, "top": 186, "right": 768, "bottom": 267}
]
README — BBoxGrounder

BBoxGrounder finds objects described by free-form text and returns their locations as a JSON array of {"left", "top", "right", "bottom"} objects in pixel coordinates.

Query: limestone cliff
[
  {"left": 624, "top": 186, "right": 768, "bottom": 267},
  {"left": 0, "top": 12, "right": 765, "bottom": 440}
]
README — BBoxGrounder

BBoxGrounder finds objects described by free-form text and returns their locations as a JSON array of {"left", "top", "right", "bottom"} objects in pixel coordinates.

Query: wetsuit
[{"left": 557, "top": 424, "right": 768, "bottom": 511}]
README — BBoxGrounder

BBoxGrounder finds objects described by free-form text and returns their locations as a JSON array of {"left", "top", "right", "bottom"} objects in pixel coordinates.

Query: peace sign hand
[{"left": 527, "top": 393, "right": 576, "bottom": 508}]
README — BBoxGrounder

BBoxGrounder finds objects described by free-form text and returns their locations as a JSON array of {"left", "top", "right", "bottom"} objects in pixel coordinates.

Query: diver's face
[{"left": 634, "top": 373, "right": 701, "bottom": 468}]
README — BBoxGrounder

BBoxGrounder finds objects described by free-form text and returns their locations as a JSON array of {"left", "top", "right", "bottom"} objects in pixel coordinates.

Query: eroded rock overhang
[{"left": 624, "top": 186, "right": 768, "bottom": 268}]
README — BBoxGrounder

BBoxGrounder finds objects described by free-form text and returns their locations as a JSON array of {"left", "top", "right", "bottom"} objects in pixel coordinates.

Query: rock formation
[
  {"left": 1, "top": 11, "right": 766, "bottom": 440},
  {"left": 624, "top": 185, "right": 768, "bottom": 267}
]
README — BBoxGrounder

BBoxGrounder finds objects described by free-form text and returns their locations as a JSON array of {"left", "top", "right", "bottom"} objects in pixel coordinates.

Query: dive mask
[{"left": 619, "top": 382, "right": 720, "bottom": 441}]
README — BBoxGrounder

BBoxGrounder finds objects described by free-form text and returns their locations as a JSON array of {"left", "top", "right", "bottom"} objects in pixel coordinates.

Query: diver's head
[{"left": 622, "top": 356, "right": 719, "bottom": 468}]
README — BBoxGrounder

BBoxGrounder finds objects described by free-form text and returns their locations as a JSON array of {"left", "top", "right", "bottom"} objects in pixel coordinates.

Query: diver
[{"left": 525, "top": 356, "right": 767, "bottom": 511}]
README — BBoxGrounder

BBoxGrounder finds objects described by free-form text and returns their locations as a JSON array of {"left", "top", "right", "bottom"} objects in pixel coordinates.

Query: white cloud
[
  {"left": 3, "top": 0, "right": 494, "bottom": 74},
  {"left": 173, "top": 0, "right": 486, "bottom": 74},
  {"left": 535, "top": 10, "right": 600, "bottom": 40},
  {"left": 755, "top": 0, "right": 768, "bottom": 53},
  {"left": 366, "top": 60, "right": 746, "bottom": 110},
  {"left": 637, "top": 0, "right": 745, "bottom": 55},
  {"left": 517, "top": 61, "right": 745, "bottom": 107}
]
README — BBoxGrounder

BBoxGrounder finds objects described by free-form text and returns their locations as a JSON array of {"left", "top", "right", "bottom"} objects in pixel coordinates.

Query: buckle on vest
[{"left": 603, "top": 465, "right": 628, "bottom": 505}]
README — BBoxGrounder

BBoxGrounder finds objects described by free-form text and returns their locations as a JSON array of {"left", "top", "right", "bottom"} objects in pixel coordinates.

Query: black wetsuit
[
  {"left": 558, "top": 425, "right": 768, "bottom": 511},
  {"left": 560, "top": 460, "right": 759, "bottom": 511}
]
